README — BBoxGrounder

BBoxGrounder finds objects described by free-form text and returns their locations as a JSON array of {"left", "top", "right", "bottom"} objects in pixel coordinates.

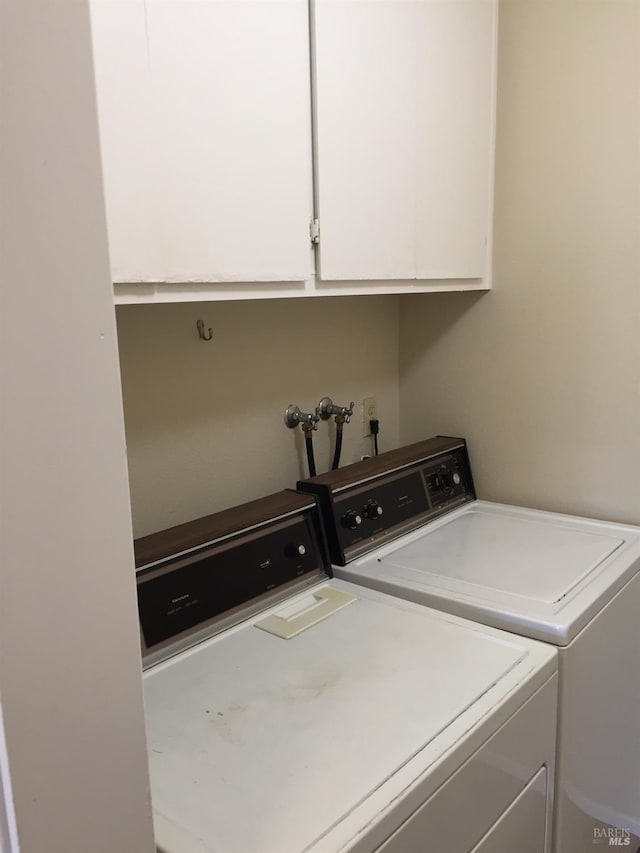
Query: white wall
[
  {"left": 117, "top": 296, "right": 400, "bottom": 537},
  {"left": 0, "top": 2, "right": 155, "bottom": 850},
  {"left": 399, "top": 0, "right": 640, "bottom": 524}
]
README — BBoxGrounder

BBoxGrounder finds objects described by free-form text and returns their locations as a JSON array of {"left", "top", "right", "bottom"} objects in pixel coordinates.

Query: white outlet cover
[{"left": 362, "top": 396, "right": 378, "bottom": 437}]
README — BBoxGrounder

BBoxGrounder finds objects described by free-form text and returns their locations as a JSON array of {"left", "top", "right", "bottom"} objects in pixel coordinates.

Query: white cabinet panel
[
  {"left": 90, "top": 1, "right": 162, "bottom": 283},
  {"left": 472, "top": 768, "right": 547, "bottom": 853},
  {"left": 375, "top": 678, "right": 556, "bottom": 853},
  {"left": 92, "top": 0, "right": 313, "bottom": 283},
  {"left": 313, "top": 0, "right": 496, "bottom": 282},
  {"left": 313, "top": 0, "right": 419, "bottom": 280},
  {"left": 415, "top": 0, "right": 495, "bottom": 279}
]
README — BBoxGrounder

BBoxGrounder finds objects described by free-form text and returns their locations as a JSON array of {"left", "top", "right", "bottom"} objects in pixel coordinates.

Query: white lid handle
[{"left": 255, "top": 587, "right": 357, "bottom": 639}]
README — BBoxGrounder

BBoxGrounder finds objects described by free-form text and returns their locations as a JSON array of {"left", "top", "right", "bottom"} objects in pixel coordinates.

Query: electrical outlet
[{"left": 362, "top": 396, "right": 378, "bottom": 438}]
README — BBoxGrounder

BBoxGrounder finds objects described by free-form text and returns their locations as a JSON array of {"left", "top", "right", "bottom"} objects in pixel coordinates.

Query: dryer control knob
[
  {"left": 285, "top": 543, "right": 307, "bottom": 558},
  {"left": 363, "top": 501, "right": 383, "bottom": 520},
  {"left": 342, "top": 510, "right": 363, "bottom": 530}
]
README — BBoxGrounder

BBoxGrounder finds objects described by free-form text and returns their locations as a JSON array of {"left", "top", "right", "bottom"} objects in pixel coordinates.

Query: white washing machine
[
  {"left": 298, "top": 436, "right": 640, "bottom": 853},
  {"left": 135, "top": 489, "right": 557, "bottom": 853}
]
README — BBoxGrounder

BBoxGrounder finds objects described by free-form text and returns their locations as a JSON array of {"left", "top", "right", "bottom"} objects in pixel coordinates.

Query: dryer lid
[
  {"left": 380, "top": 508, "right": 624, "bottom": 604},
  {"left": 143, "top": 580, "right": 538, "bottom": 853}
]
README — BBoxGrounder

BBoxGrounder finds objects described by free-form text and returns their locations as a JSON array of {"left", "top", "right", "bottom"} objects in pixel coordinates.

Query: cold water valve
[
  {"left": 284, "top": 404, "right": 320, "bottom": 431},
  {"left": 318, "top": 397, "right": 354, "bottom": 424}
]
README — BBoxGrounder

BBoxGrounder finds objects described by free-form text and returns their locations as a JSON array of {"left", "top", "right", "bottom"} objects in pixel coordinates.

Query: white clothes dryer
[
  {"left": 298, "top": 436, "right": 640, "bottom": 853},
  {"left": 135, "top": 489, "right": 557, "bottom": 853}
]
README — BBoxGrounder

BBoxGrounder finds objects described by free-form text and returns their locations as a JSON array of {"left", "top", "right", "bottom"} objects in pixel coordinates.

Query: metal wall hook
[{"left": 196, "top": 319, "right": 213, "bottom": 341}]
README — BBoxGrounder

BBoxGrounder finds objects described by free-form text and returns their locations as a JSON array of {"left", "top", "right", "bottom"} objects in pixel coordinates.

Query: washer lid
[
  {"left": 143, "top": 580, "right": 537, "bottom": 853},
  {"left": 381, "top": 508, "right": 624, "bottom": 604}
]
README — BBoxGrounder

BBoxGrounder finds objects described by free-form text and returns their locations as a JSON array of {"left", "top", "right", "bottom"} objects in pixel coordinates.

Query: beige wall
[
  {"left": 118, "top": 296, "right": 400, "bottom": 537},
  {"left": 399, "top": 0, "right": 640, "bottom": 524},
  {"left": 0, "top": 2, "right": 154, "bottom": 850},
  {"left": 118, "top": 1, "right": 640, "bottom": 538}
]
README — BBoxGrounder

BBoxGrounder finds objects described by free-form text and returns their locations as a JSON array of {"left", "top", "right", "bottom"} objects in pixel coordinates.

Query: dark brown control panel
[
  {"left": 297, "top": 436, "right": 475, "bottom": 565},
  {"left": 135, "top": 491, "right": 330, "bottom": 666}
]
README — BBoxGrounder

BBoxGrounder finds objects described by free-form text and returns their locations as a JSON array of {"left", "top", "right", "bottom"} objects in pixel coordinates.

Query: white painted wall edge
[
  {"left": 0, "top": 700, "right": 18, "bottom": 853},
  {"left": 0, "top": 1, "right": 155, "bottom": 849}
]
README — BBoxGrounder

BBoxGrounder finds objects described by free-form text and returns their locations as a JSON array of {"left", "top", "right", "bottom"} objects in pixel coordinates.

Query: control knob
[
  {"left": 434, "top": 465, "right": 453, "bottom": 490},
  {"left": 285, "top": 543, "right": 307, "bottom": 558},
  {"left": 363, "top": 501, "right": 383, "bottom": 520},
  {"left": 342, "top": 510, "right": 363, "bottom": 530}
]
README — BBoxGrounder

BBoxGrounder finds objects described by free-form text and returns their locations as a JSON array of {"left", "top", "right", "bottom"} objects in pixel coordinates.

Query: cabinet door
[
  {"left": 91, "top": 0, "right": 313, "bottom": 284},
  {"left": 90, "top": 1, "right": 161, "bottom": 283},
  {"left": 312, "top": 0, "right": 496, "bottom": 282}
]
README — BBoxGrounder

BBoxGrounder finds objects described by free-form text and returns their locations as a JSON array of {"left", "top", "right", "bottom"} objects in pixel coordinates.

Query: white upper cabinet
[
  {"left": 90, "top": 0, "right": 497, "bottom": 300},
  {"left": 312, "top": 0, "right": 497, "bottom": 282},
  {"left": 91, "top": 0, "right": 313, "bottom": 284}
]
